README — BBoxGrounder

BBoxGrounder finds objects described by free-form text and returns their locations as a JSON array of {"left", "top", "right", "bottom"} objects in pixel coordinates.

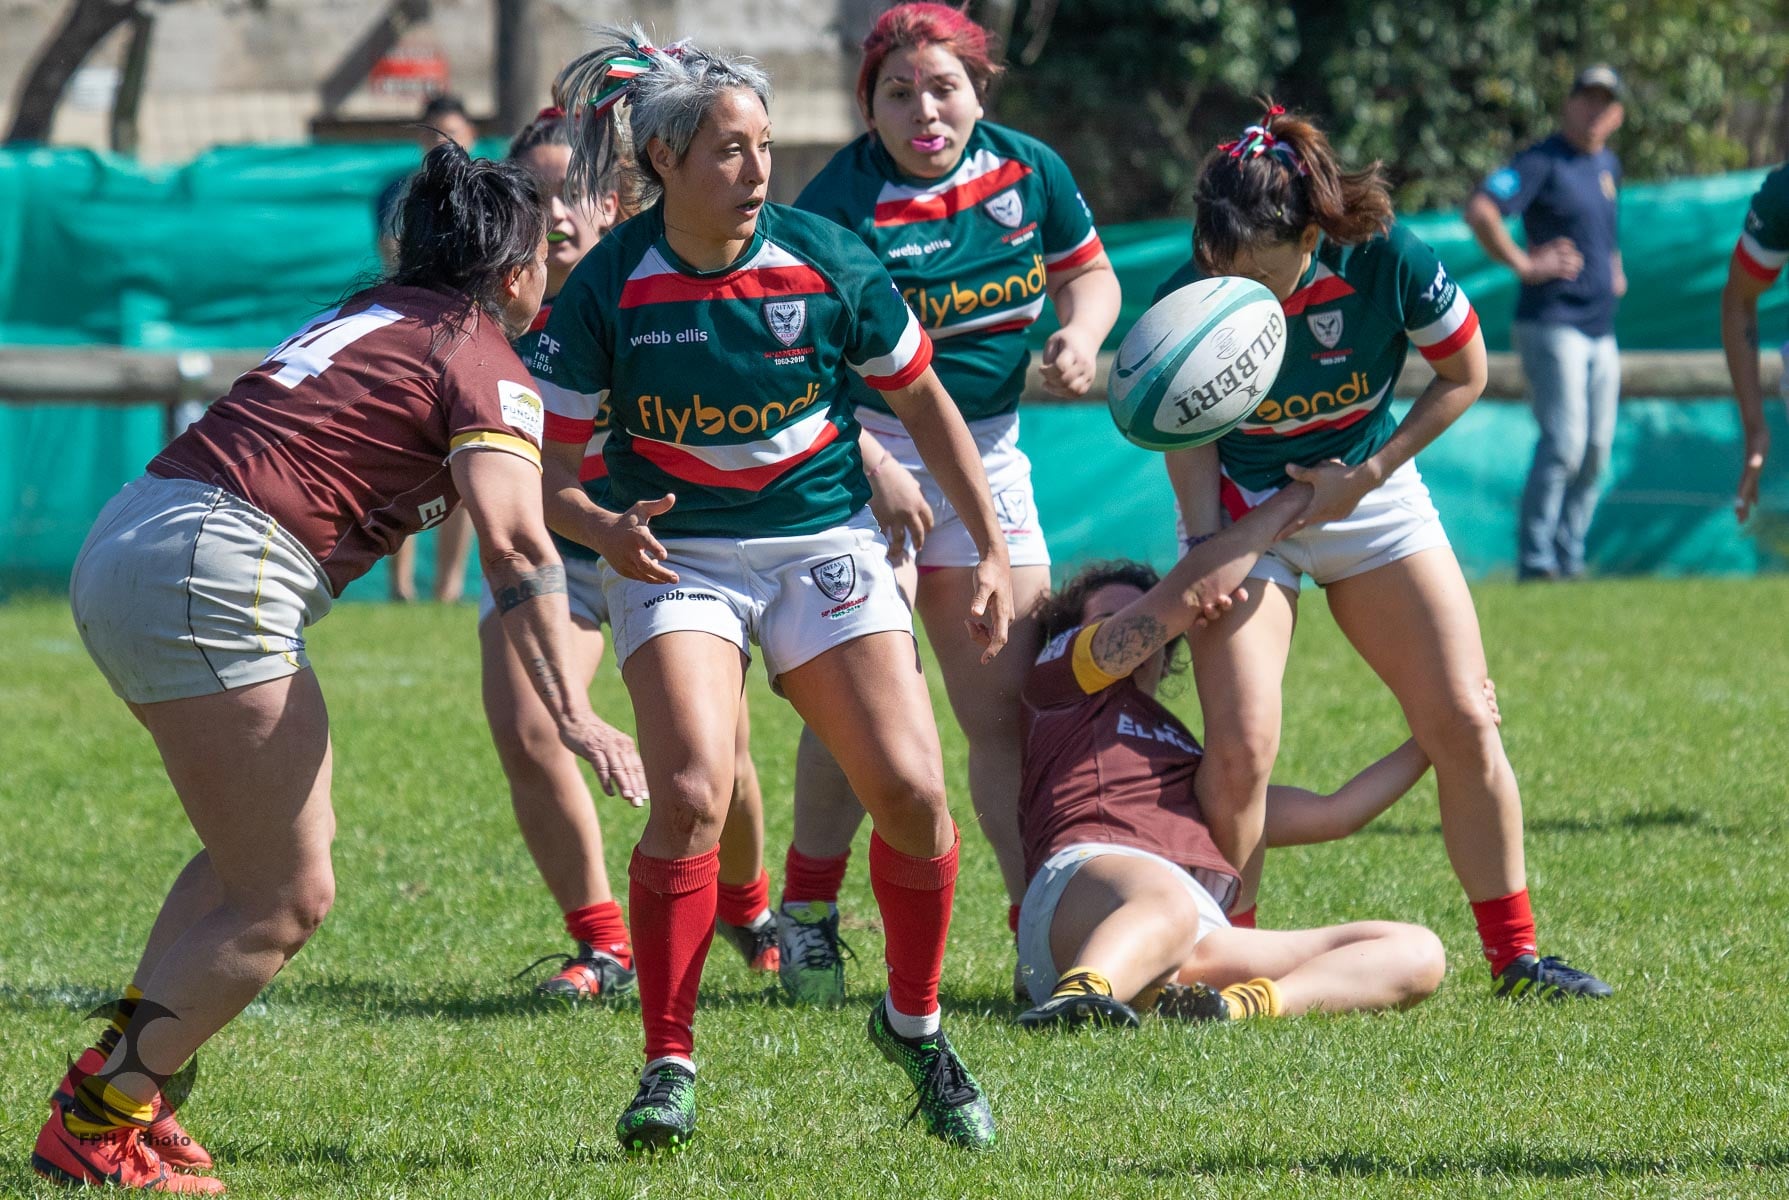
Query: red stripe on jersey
[
  {"left": 579, "top": 455, "right": 610, "bottom": 483},
  {"left": 969, "top": 317, "right": 1037, "bottom": 337},
  {"left": 1417, "top": 306, "right": 1480, "bottom": 362},
  {"left": 631, "top": 420, "right": 840, "bottom": 492},
  {"left": 619, "top": 265, "right": 831, "bottom": 308},
  {"left": 1045, "top": 236, "right": 1104, "bottom": 274},
  {"left": 1280, "top": 275, "right": 1357, "bottom": 316},
  {"left": 1734, "top": 240, "right": 1782, "bottom": 284},
  {"left": 1218, "top": 476, "right": 1254, "bottom": 522},
  {"left": 873, "top": 160, "right": 1033, "bottom": 227},
  {"left": 1239, "top": 405, "right": 1373, "bottom": 437},
  {"left": 545, "top": 413, "right": 595, "bottom": 443},
  {"left": 860, "top": 329, "right": 934, "bottom": 391},
  {"left": 528, "top": 304, "right": 553, "bottom": 332}
]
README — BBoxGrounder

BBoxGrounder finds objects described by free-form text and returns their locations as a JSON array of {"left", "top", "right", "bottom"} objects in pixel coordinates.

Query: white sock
[
  {"left": 746, "top": 908, "right": 774, "bottom": 931},
  {"left": 883, "top": 995, "right": 941, "bottom": 1040},
  {"left": 644, "top": 1055, "right": 695, "bottom": 1078}
]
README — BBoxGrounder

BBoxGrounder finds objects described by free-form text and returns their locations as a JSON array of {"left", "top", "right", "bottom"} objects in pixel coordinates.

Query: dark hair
[
  {"left": 420, "top": 94, "right": 472, "bottom": 124},
  {"left": 507, "top": 106, "right": 569, "bottom": 160},
  {"left": 388, "top": 140, "right": 545, "bottom": 320},
  {"left": 1035, "top": 560, "right": 1189, "bottom": 678},
  {"left": 858, "top": 3, "right": 1004, "bottom": 111},
  {"left": 1194, "top": 100, "right": 1394, "bottom": 273}
]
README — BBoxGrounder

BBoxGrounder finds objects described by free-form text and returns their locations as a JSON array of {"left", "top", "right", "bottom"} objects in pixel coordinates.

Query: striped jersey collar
[{"left": 646, "top": 204, "right": 768, "bottom": 279}]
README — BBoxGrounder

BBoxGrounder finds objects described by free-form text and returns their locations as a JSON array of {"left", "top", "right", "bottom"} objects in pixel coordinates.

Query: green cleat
[
  {"left": 866, "top": 999, "right": 996, "bottom": 1150},
  {"left": 615, "top": 1062, "right": 697, "bottom": 1155},
  {"left": 776, "top": 901, "right": 852, "bottom": 1006}
]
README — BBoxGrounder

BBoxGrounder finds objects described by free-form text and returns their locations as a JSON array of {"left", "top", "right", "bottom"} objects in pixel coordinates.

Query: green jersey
[
  {"left": 518, "top": 298, "right": 603, "bottom": 561},
  {"left": 535, "top": 203, "right": 932, "bottom": 540},
  {"left": 1734, "top": 162, "right": 1789, "bottom": 287},
  {"left": 796, "top": 122, "right": 1102, "bottom": 422},
  {"left": 1154, "top": 223, "right": 1480, "bottom": 492}
]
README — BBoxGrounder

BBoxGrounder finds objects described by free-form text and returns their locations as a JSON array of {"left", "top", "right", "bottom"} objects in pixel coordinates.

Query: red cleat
[
  {"left": 31, "top": 1102, "right": 224, "bottom": 1193},
  {"left": 715, "top": 917, "right": 781, "bottom": 974},
  {"left": 52, "top": 1049, "right": 214, "bottom": 1174}
]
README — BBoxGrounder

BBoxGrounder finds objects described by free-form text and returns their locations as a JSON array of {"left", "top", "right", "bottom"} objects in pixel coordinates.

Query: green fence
[{"left": 1, "top": 145, "right": 1784, "bottom": 596}]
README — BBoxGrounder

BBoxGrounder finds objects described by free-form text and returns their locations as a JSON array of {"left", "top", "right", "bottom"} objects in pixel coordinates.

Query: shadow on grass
[
  {"left": 1360, "top": 804, "right": 1710, "bottom": 839},
  {"left": 1114, "top": 1141, "right": 1789, "bottom": 1179}
]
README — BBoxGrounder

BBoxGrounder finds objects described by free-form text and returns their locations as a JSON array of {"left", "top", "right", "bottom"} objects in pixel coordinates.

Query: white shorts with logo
[
  {"left": 601, "top": 507, "right": 913, "bottom": 684},
  {"left": 69, "top": 474, "right": 334, "bottom": 704},
  {"left": 1016, "top": 842, "right": 1232, "bottom": 1006},
  {"left": 1181, "top": 458, "right": 1451, "bottom": 591},
  {"left": 477, "top": 552, "right": 611, "bottom": 628},
  {"left": 857, "top": 408, "right": 1050, "bottom": 570}
]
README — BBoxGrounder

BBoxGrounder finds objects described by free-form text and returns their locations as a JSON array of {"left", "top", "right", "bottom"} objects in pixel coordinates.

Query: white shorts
[
  {"left": 857, "top": 408, "right": 1050, "bottom": 570},
  {"left": 601, "top": 507, "right": 914, "bottom": 684},
  {"left": 1016, "top": 842, "right": 1232, "bottom": 1007},
  {"left": 69, "top": 474, "right": 333, "bottom": 704},
  {"left": 477, "top": 552, "right": 610, "bottom": 628},
  {"left": 1181, "top": 459, "right": 1451, "bottom": 591}
]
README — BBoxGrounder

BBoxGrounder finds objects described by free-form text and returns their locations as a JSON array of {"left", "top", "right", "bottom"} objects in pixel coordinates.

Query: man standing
[{"left": 1466, "top": 66, "right": 1627, "bottom": 581}]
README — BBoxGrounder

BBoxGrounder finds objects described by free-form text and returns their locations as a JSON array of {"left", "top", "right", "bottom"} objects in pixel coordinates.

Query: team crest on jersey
[
  {"left": 810, "top": 555, "right": 857, "bottom": 602},
  {"left": 1306, "top": 311, "right": 1344, "bottom": 350},
  {"left": 763, "top": 300, "right": 808, "bottom": 347},
  {"left": 982, "top": 189, "right": 1024, "bottom": 229}
]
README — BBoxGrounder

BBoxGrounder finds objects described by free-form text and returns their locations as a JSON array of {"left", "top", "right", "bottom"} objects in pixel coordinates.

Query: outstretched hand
[
  {"left": 559, "top": 715, "right": 649, "bottom": 807},
  {"left": 598, "top": 494, "right": 679, "bottom": 583}
]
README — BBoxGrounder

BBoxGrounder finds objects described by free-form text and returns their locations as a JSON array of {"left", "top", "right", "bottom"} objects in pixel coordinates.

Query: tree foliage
[{"left": 985, "top": 0, "right": 1787, "bottom": 222}]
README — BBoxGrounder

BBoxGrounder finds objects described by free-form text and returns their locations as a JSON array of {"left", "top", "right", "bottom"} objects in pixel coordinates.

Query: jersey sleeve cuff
[
  {"left": 1734, "top": 235, "right": 1785, "bottom": 285},
  {"left": 447, "top": 430, "right": 543, "bottom": 472},
  {"left": 859, "top": 323, "right": 935, "bottom": 391},
  {"left": 545, "top": 412, "right": 597, "bottom": 443},
  {"left": 1070, "top": 623, "right": 1125, "bottom": 695},
  {"left": 1044, "top": 230, "right": 1103, "bottom": 274}
]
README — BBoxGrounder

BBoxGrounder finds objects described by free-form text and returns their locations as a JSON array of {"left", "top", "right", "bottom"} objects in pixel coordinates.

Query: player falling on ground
[
  {"left": 484, "top": 107, "right": 779, "bottom": 1004},
  {"left": 542, "top": 29, "right": 1013, "bottom": 1152},
  {"left": 1157, "top": 102, "right": 1610, "bottom": 1000},
  {"left": 1721, "top": 159, "right": 1788, "bottom": 524},
  {"left": 34, "top": 142, "right": 645, "bottom": 1193},
  {"left": 774, "top": 1, "right": 1123, "bottom": 1003},
  {"left": 1010, "top": 488, "right": 1451, "bottom": 1027}
]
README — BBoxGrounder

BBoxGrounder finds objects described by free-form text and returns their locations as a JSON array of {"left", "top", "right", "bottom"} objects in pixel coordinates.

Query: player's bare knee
[
  {"left": 856, "top": 765, "right": 948, "bottom": 839},
  {"left": 656, "top": 771, "right": 731, "bottom": 842},
  {"left": 1400, "top": 925, "right": 1448, "bottom": 1000},
  {"left": 1198, "top": 734, "right": 1277, "bottom": 810},
  {"left": 1412, "top": 694, "right": 1501, "bottom": 768}
]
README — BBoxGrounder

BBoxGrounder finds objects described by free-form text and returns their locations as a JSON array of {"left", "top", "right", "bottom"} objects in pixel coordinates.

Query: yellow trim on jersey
[
  {"left": 448, "top": 430, "right": 543, "bottom": 472},
  {"left": 1070, "top": 622, "right": 1124, "bottom": 695}
]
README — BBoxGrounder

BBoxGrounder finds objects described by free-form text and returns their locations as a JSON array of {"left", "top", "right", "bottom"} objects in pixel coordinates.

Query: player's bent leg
[
  {"left": 1178, "top": 921, "right": 1446, "bottom": 1017},
  {"left": 1188, "top": 580, "right": 1298, "bottom": 914},
  {"left": 777, "top": 725, "right": 859, "bottom": 1004},
  {"left": 614, "top": 633, "right": 745, "bottom": 1153},
  {"left": 715, "top": 700, "right": 779, "bottom": 972},
  {"left": 780, "top": 633, "right": 994, "bottom": 1149},
  {"left": 914, "top": 563, "right": 1050, "bottom": 908}
]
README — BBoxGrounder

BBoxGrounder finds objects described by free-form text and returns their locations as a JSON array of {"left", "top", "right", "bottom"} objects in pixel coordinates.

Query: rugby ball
[{"left": 1106, "top": 276, "right": 1288, "bottom": 451}]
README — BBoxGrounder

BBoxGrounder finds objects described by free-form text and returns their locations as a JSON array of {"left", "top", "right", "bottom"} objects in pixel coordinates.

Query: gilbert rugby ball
[{"left": 1106, "top": 276, "right": 1287, "bottom": 451}]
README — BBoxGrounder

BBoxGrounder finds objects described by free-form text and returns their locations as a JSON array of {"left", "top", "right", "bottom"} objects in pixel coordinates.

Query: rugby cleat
[
  {"left": 776, "top": 901, "right": 852, "bottom": 1006},
  {"left": 714, "top": 914, "right": 781, "bottom": 973},
  {"left": 1152, "top": 981, "right": 1234, "bottom": 1022},
  {"left": 866, "top": 1000, "right": 996, "bottom": 1149},
  {"left": 32, "top": 1101, "right": 224, "bottom": 1193},
  {"left": 518, "top": 942, "right": 636, "bottom": 1000},
  {"left": 52, "top": 1051, "right": 213, "bottom": 1174},
  {"left": 615, "top": 1062, "right": 697, "bottom": 1154},
  {"left": 1493, "top": 954, "right": 1613, "bottom": 1000},
  {"left": 1015, "top": 969, "right": 1141, "bottom": 1031}
]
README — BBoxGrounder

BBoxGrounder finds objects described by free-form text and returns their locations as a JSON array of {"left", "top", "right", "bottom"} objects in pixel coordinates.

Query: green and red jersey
[
  {"left": 1733, "top": 162, "right": 1789, "bottom": 288},
  {"left": 1155, "top": 223, "right": 1479, "bottom": 493},
  {"left": 796, "top": 121, "right": 1102, "bottom": 422},
  {"left": 534, "top": 202, "right": 932, "bottom": 540},
  {"left": 516, "top": 299, "right": 604, "bottom": 561}
]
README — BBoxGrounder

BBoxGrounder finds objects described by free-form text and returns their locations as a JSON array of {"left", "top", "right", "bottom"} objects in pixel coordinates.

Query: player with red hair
[{"left": 784, "top": 1, "right": 1121, "bottom": 1002}]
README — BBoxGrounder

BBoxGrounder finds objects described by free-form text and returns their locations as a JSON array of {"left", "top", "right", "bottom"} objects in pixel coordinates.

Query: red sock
[
  {"left": 1007, "top": 903, "right": 1020, "bottom": 935},
  {"left": 628, "top": 847, "right": 719, "bottom": 1061},
  {"left": 716, "top": 868, "right": 771, "bottom": 927},
  {"left": 783, "top": 845, "right": 850, "bottom": 905},
  {"left": 563, "top": 900, "right": 631, "bottom": 969},
  {"left": 868, "top": 829, "right": 958, "bottom": 1018},
  {"left": 1471, "top": 888, "right": 1538, "bottom": 976},
  {"left": 1229, "top": 905, "right": 1257, "bottom": 929}
]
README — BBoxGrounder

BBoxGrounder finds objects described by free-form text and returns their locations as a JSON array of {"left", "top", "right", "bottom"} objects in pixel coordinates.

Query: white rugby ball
[{"left": 1106, "top": 276, "right": 1288, "bottom": 451}]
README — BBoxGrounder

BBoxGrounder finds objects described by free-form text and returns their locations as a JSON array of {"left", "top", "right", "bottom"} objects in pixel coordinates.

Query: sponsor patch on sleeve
[{"left": 499, "top": 379, "right": 545, "bottom": 443}]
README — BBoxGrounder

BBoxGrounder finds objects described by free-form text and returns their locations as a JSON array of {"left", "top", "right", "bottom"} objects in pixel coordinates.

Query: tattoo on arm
[
  {"left": 1090, "top": 613, "right": 1169, "bottom": 678},
  {"left": 527, "top": 656, "right": 566, "bottom": 711},
  {"left": 495, "top": 565, "right": 567, "bottom": 614}
]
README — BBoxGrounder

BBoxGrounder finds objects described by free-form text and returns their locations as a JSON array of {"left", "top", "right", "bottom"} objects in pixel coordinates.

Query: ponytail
[
  {"left": 1194, "top": 101, "right": 1393, "bottom": 272},
  {"left": 389, "top": 139, "right": 546, "bottom": 320}
]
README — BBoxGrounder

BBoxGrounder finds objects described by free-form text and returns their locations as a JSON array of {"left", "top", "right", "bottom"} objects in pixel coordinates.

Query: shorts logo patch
[
  {"left": 1306, "top": 310, "right": 1344, "bottom": 349},
  {"left": 983, "top": 189, "right": 1024, "bottom": 229},
  {"left": 764, "top": 300, "right": 808, "bottom": 347},
  {"left": 810, "top": 554, "right": 857, "bottom": 602},
  {"left": 498, "top": 379, "right": 545, "bottom": 442}
]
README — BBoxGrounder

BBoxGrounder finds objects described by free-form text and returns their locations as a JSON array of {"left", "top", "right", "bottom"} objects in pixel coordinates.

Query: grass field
[{"left": 2, "top": 578, "right": 1787, "bottom": 1198}]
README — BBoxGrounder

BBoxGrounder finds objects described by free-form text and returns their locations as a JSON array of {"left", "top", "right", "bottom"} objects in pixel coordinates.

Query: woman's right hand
[
  {"left": 558, "top": 713, "right": 649, "bottom": 806},
  {"left": 592, "top": 494, "right": 679, "bottom": 582},
  {"left": 868, "top": 458, "right": 933, "bottom": 565},
  {"left": 1737, "top": 424, "right": 1769, "bottom": 522}
]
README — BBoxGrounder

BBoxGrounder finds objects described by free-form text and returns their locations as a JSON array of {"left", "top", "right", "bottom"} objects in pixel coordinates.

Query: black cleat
[
  {"left": 1493, "top": 954, "right": 1613, "bottom": 1000},
  {"left": 616, "top": 1062, "right": 697, "bottom": 1154}
]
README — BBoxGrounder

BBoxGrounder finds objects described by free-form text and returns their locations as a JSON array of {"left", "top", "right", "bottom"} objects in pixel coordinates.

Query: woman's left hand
[
  {"left": 965, "top": 553, "right": 1014, "bottom": 664},
  {"left": 1039, "top": 327, "right": 1100, "bottom": 398},
  {"left": 868, "top": 457, "right": 933, "bottom": 565},
  {"left": 1282, "top": 459, "right": 1382, "bottom": 533}
]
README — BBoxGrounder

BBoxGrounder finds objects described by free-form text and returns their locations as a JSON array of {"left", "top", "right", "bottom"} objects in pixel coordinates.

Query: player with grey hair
[{"left": 542, "top": 30, "right": 1011, "bottom": 1153}]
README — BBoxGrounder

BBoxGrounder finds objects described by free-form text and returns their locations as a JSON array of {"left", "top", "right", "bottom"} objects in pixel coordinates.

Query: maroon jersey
[
  {"left": 1019, "top": 622, "right": 1240, "bottom": 896},
  {"left": 151, "top": 286, "right": 544, "bottom": 595}
]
